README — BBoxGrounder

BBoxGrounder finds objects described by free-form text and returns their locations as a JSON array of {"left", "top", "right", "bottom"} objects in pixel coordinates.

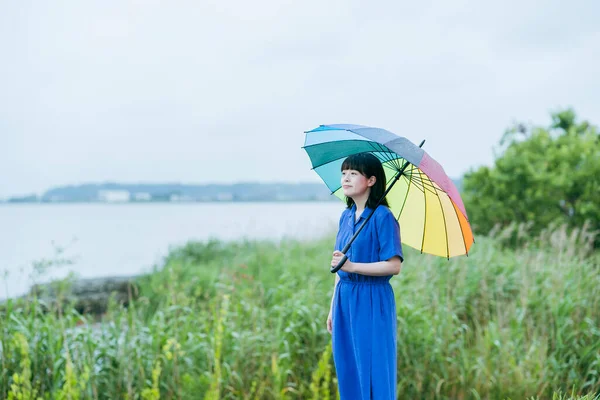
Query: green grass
[{"left": 1, "top": 223, "right": 599, "bottom": 399}]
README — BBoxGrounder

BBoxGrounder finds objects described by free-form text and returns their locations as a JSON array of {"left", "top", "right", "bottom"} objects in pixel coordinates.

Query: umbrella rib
[
  {"left": 408, "top": 176, "right": 427, "bottom": 194},
  {"left": 385, "top": 169, "right": 397, "bottom": 188},
  {"left": 367, "top": 142, "right": 396, "bottom": 167},
  {"left": 415, "top": 175, "right": 437, "bottom": 189},
  {"left": 402, "top": 165, "right": 420, "bottom": 187},
  {"left": 409, "top": 170, "right": 438, "bottom": 192},
  {"left": 375, "top": 142, "right": 405, "bottom": 171},
  {"left": 388, "top": 150, "right": 403, "bottom": 170},
  {"left": 433, "top": 180, "right": 450, "bottom": 259},
  {"left": 384, "top": 160, "right": 407, "bottom": 181},
  {"left": 401, "top": 174, "right": 422, "bottom": 194},
  {"left": 381, "top": 148, "right": 399, "bottom": 170},
  {"left": 404, "top": 165, "right": 418, "bottom": 182},
  {"left": 410, "top": 174, "right": 440, "bottom": 196},
  {"left": 405, "top": 170, "right": 431, "bottom": 194},
  {"left": 402, "top": 164, "right": 450, "bottom": 197},
  {"left": 396, "top": 170, "right": 412, "bottom": 220}
]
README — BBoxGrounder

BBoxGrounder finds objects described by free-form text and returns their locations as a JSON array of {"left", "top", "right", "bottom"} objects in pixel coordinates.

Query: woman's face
[{"left": 341, "top": 169, "right": 375, "bottom": 198}]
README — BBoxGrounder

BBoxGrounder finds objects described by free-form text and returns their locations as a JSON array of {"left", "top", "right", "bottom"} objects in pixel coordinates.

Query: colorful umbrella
[{"left": 302, "top": 124, "right": 474, "bottom": 272}]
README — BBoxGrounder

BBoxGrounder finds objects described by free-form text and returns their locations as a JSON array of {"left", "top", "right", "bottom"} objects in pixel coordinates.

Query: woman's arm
[
  {"left": 343, "top": 257, "right": 402, "bottom": 276},
  {"left": 331, "top": 251, "right": 402, "bottom": 276}
]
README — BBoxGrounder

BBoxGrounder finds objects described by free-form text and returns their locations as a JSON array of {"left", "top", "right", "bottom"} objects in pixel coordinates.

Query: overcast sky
[{"left": 1, "top": 0, "right": 598, "bottom": 198}]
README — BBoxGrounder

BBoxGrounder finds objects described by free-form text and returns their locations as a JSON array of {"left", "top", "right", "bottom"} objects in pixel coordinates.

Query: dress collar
[{"left": 348, "top": 204, "right": 375, "bottom": 226}]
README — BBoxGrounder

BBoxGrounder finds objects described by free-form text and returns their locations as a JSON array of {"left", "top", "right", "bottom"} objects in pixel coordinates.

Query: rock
[{"left": 13, "top": 275, "right": 143, "bottom": 316}]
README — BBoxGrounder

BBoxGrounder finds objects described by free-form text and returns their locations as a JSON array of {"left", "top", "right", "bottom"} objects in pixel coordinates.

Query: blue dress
[{"left": 332, "top": 204, "right": 403, "bottom": 400}]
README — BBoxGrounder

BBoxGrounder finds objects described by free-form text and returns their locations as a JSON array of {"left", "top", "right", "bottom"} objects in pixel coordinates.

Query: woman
[{"left": 328, "top": 152, "right": 403, "bottom": 399}]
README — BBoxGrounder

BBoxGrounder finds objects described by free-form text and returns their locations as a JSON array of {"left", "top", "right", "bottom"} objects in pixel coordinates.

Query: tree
[{"left": 462, "top": 109, "right": 600, "bottom": 244}]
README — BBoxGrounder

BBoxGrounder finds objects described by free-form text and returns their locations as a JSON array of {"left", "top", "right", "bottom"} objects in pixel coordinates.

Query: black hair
[{"left": 341, "top": 152, "right": 389, "bottom": 209}]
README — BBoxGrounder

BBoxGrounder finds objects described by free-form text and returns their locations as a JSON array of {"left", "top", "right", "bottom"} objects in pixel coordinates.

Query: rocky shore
[{"left": 2, "top": 275, "right": 141, "bottom": 315}]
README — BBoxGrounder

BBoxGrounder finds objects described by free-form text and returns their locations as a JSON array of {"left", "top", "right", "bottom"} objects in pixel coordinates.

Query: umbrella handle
[{"left": 330, "top": 253, "right": 348, "bottom": 273}]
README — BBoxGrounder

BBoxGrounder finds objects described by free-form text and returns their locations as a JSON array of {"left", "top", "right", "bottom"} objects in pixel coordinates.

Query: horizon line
[{"left": 1, "top": 177, "right": 463, "bottom": 199}]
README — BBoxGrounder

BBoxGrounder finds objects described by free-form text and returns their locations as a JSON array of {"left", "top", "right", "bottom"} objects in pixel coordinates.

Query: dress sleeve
[{"left": 377, "top": 209, "right": 404, "bottom": 263}]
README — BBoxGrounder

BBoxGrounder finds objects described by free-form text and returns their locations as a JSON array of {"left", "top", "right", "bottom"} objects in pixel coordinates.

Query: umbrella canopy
[{"left": 303, "top": 124, "right": 474, "bottom": 259}]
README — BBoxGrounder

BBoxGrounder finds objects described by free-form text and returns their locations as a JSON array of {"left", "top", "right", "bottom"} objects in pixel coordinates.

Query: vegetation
[
  {"left": 462, "top": 109, "right": 600, "bottom": 245},
  {"left": 1, "top": 223, "right": 599, "bottom": 399}
]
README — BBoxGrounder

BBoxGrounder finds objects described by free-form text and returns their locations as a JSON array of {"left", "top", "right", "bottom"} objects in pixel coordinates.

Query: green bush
[{"left": 463, "top": 109, "right": 600, "bottom": 247}]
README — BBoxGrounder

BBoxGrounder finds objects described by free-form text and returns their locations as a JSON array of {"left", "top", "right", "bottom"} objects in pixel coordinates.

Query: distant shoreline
[
  {"left": 0, "top": 182, "right": 340, "bottom": 204},
  {"left": 1, "top": 178, "right": 461, "bottom": 204},
  {"left": 0, "top": 199, "right": 339, "bottom": 205}
]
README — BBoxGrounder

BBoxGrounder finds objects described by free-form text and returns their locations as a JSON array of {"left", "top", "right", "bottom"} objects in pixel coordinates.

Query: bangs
[{"left": 341, "top": 154, "right": 370, "bottom": 175}]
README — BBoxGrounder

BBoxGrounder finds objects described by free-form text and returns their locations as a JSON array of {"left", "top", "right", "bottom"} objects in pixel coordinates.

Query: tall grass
[{"left": 1, "top": 224, "right": 599, "bottom": 399}]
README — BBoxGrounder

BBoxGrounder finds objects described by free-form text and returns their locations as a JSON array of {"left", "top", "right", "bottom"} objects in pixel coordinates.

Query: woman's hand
[
  {"left": 327, "top": 310, "right": 333, "bottom": 334},
  {"left": 331, "top": 251, "right": 353, "bottom": 272}
]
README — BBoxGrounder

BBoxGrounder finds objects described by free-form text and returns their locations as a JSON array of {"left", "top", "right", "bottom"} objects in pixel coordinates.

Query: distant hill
[
  {"left": 39, "top": 182, "right": 337, "bottom": 202},
  {"left": 2, "top": 178, "right": 463, "bottom": 203}
]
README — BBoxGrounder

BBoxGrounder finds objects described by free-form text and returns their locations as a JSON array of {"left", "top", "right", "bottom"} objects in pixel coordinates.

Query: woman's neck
[{"left": 353, "top": 195, "right": 369, "bottom": 215}]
